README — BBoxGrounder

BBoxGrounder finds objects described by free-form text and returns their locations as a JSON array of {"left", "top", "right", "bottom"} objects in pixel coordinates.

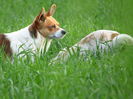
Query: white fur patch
[{"left": 5, "top": 26, "right": 52, "bottom": 58}]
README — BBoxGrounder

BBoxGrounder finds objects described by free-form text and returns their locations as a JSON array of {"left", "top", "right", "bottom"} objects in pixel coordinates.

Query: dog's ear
[
  {"left": 47, "top": 4, "right": 56, "bottom": 16},
  {"left": 111, "top": 33, "right": 119, "bottom": 39},
  {"left": 38, "top": 8, "right": 46, "bottom": 21}
]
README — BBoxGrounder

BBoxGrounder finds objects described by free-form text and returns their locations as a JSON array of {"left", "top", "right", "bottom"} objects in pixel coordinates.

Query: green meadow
[{"left": 0, "top": 0, "right": 133, "bottom": 98}]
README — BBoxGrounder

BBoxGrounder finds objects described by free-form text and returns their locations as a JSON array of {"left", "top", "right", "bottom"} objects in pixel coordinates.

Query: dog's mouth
[
  {"left": 48, "top": 34, "right": 66, "bottom": 39},
  {"left": 48, "top": 30, "right": 67, "bottom": 39}
]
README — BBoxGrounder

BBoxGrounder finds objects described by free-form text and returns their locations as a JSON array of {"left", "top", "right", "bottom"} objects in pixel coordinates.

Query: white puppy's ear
[
  {"left": 111, "top": 33, "right": 119, "bottom": 39},
  {"left": 38, "top": 8, "right": 46, "bottom": 21},
  {"left": 47, "top": 4, "right": 56, "bottom": 16}
]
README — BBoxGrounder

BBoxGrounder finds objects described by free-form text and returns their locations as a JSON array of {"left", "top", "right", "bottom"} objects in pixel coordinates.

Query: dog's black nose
[{"left": 61, "top": 30, "right": 66, "bottom": 35}]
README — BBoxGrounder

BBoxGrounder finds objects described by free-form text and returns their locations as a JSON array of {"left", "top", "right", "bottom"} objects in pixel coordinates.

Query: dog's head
[{"left": 30, "top": 4, "right": 66, "bottom": 39}]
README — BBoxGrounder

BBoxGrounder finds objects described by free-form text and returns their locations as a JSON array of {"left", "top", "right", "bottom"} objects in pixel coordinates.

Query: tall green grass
[{"left": 0, "top": 0, "right": 133, "bottom": 98}]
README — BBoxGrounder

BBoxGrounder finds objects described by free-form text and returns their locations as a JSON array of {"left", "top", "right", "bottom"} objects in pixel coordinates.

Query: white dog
[{"left": 51, "top": 30, "right": 133, "bottom": 63}]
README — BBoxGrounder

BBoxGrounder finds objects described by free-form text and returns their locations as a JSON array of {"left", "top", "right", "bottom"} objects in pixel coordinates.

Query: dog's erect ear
[
  {"left": 47, "top": 4, "right": 56, "bottom": 16},
  {"left": 38, "top": 8, "right": 46, "bottom": 21}
]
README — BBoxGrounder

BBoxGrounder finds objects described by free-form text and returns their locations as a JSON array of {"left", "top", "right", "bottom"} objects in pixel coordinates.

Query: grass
[{"left": 0, "top": 0, "right": 133, "bottom": 98}]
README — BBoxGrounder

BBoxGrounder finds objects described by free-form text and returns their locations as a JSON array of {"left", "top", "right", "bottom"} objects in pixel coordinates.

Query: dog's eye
[{"left": 48, "top": 25, "right": 56, "bottom": 29}]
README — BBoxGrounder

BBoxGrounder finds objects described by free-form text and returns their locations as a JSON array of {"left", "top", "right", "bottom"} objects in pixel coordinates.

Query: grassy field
[{"left": 0, "top": 0, "right": 133, "bottom": 98}]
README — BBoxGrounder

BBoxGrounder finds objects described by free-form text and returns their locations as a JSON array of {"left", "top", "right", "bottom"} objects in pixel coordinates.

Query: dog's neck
[{"left": 28, "top": 24, "right": 52, "bottom": 53}]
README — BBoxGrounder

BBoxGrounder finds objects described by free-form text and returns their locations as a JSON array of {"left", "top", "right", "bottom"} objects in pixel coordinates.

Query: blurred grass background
[{"left": 0, "top": 0, "right": 133, "bottom": 98}]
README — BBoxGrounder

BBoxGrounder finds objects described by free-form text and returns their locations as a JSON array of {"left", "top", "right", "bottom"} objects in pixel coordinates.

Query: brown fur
[
  {"left": 79, "top": 32, "right": 120, "bottom": 45},
  {"left": 29, "top": 23, "right": 38, "bottom": 38},
  {"left": 0, "top": 34, "right": 12, "bottom": 56},
  {"left": 111, "top": 33, "right": 119, "bottom": 39},
  {"left": 79, "top": 33, "right": 95, "bottom": 45},
  {"left": 28, "top": 4, "right": 60, "bottom": 38}
]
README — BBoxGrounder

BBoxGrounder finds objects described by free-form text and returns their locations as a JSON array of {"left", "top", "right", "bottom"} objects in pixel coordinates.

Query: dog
[
  {"left": 51, "top": 30, "right": 133, "bottom": 64},
  {"left": 0, "top": 4, "right": 66, "bottom": 59}
]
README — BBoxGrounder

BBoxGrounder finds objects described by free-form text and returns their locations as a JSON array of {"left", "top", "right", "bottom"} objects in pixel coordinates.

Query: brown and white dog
[
  {"left": 0, "top": 4, "right": 66, "bottom": 59},
  {"left": 51, "top": 30, "right": 133, "bottom": 63}
]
